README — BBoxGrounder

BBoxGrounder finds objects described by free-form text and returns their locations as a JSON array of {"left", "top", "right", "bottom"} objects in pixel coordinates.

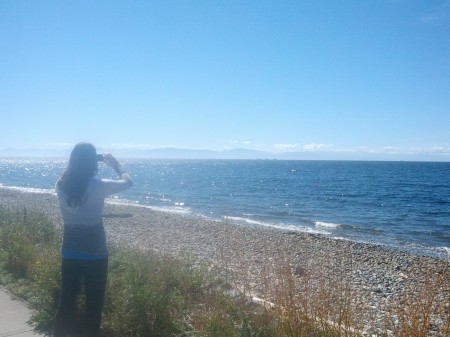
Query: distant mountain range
[
  {"left": 111, "top": 147, "right": 282, "bottom": 159},
  {"left": 0, "top": 147, "right": 283, "bottom": 159},
  {"left": 0, "top": 146, "right": 449, "bottom": 161}
]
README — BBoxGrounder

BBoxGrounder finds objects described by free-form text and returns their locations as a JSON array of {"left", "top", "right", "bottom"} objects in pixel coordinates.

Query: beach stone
[{"left": 1, "top": 188, "right": 449, "bottom": 335}]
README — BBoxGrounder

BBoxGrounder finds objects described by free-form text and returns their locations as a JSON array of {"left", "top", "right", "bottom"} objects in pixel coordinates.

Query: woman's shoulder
[
  {"left": 89, "top": 176, "right": 121, "bottom": 189},
  {"left": 88, "top": 176, "right": 104, "bottom": 186}
]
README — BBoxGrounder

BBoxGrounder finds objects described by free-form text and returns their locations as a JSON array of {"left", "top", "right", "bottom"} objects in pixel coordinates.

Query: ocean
[{"left": 0, "top": 158, "right": 449, "bottom": 258}]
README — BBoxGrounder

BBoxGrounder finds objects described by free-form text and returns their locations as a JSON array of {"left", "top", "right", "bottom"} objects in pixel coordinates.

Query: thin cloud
[
  {"left": 420, "top": 0, "right": 450, "bottom": 24},
  {"left": 226, "top": 140, "right": 262, "bottom": 150},
  {"left": 272, "top": 143, "right": 301, "bottom": 151},
  {"left": 381, "top": 146, "right": 401, "bottom": 153},
  {"left": 303, "top": 143, "right": 334, "bottom": 151},
  {"left": 272, "top": 143, "right": 334, "bottom": 152},
  {"left": 105, "top": 143, "right": 173, "bottom": 150},
  {"left": 428, "top": 147, "right": 450, "bottom": 155},
  {"left": 271, "top": 144, "right": 450, "bottom": 157}
]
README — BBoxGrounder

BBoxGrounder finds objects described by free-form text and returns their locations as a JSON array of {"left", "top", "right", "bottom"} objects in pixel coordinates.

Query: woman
[{"left": 54, "top": 142, "right": 133, "bottom": 337}]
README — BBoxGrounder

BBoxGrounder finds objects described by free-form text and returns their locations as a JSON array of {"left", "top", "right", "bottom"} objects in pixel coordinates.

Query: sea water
[{"left": 0, "top": 158, "right": 449, "bottom": 258}]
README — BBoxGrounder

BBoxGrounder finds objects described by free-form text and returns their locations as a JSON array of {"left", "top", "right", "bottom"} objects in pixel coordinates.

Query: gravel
[{"left": 1, "top": 188, "right": 449, "bottom": 335}]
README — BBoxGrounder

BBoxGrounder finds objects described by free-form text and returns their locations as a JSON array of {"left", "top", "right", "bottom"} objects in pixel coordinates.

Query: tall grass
[
  {"left": 0, "top": 206, "right": 58, "bottom": 279},
  {"left": 383, "top": 265, "right": 450, "bottom": 337},
  {"left": 0, "top": 206, "right": 449, "bottom": 337}
]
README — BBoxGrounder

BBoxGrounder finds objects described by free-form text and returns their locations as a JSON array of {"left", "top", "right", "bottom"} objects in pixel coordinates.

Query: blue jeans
[{"left": 53, "top": 258, "right": 108, "bottom": 337}]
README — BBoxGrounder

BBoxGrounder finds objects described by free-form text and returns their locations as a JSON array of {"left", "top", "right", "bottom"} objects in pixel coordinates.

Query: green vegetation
[
  {"left": 0, "top": 206, "right": 277, "bottom": 337},
  {"left": 0, "top": 206, "right": 449, "bottom": 337}
]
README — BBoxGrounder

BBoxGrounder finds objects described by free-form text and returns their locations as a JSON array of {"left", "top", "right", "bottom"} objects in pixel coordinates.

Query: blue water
[{"left": 1, "top": 159, "right": 449, "bottom": 258}]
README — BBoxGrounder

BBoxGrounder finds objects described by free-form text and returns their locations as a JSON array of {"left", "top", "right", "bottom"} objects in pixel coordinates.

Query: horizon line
[{"left": 0, "top": 146, "right": 449, "bottom": 162}]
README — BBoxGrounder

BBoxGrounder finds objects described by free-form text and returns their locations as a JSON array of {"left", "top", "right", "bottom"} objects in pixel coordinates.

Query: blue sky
[{"left": 1, "top": 1, "right": 449, "bottom": 160}]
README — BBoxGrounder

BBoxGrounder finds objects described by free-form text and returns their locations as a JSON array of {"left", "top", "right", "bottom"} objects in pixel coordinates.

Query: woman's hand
[
  {"left": 102, "top": 153, "right": 132, "bottom": 184},
  {"left": 102, "top": 153, "right": 122, "bottom": 173}
]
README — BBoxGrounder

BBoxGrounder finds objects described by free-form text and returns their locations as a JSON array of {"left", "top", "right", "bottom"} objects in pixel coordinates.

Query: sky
[{"left": 1, "top": 0, "right": 449, "bottom": 160}]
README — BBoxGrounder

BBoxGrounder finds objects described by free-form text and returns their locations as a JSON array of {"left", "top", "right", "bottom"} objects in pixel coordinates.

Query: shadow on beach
[{"left": 103, "top": 212, "right": 134, "bottom": 219}]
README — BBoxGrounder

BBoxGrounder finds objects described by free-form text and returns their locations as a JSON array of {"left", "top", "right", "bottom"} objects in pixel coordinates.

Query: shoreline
[
  {"left": 2, "top": 184, "right": 447, "bottom": 260},
  {"left": 1, "top": 188, "right": 449, "bottom": 334}
]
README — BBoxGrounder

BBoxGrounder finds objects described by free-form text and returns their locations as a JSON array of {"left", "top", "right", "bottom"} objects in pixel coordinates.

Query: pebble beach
[{"left": 1, "top": 188, "right": 449, "bottom": 335}]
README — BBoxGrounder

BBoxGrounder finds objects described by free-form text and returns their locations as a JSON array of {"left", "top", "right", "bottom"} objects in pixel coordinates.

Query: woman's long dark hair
[{"left": 58, "top": 142, "right": 98, "bottom": 207}]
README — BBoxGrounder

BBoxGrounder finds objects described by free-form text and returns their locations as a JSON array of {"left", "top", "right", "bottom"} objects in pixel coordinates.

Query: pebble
[{"left": 1, "top": 188, "right": 449, "bottom": 335}]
